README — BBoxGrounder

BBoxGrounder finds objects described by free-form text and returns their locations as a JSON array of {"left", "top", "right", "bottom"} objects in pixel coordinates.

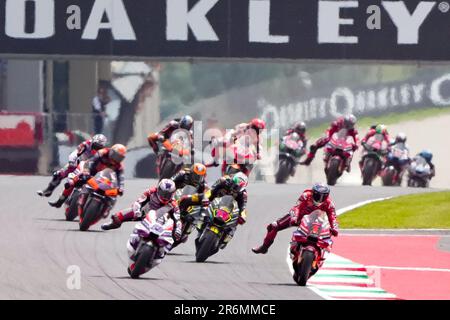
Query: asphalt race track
[{"left": 0, "top": 176, "right": 435, "bottom": 300}]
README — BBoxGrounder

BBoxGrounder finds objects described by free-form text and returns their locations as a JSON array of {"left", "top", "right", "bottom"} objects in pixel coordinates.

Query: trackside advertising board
[{"left": 0, "top": 0, "right": 450, "bottom": 61}]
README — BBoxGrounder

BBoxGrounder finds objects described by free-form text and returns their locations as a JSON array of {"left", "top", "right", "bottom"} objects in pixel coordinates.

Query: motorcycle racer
[
  {"left": 359, "top": 124, "right": 391, "bottom": 170},
  {"left": 285, "top": 121, "right": 308, "bottom": 147},
  {"left": 300, "top": 115, "right": 359, "bottom": 168},
  {"left": 414, "top": 150, "right": 436, "bottom": 179},
  {"left": 37, "top": 134, "right": 107, "bottom": 197},
  {"left": 48, "top": 144, "right": 126, "bottom": 209},
  {"left": 252, "top": 183, "right": 338, "bottom": 254},
  {"left": 101, "top": 179, "right": 182, "bottom": 243},
  {"left": 147, "top": 115, "right": 194, "bottom": 155}
]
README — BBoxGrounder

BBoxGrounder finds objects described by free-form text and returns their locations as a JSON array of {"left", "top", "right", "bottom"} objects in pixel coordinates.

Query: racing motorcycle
[
  {"left": 63, "top": 161, "right": 86, "bottom": 221},
  {"left": 157, "top": 133, "right": 192, "bottom": 179},
  {"left": 275, "top": 134, "right": 305, "bottom": 184},
  {"left": 290, "top": 210, "right": 333, "bottom": 286},
  {"left": 172, "top": 185, "right": 205, "bottom": 248},
  {"left": 407, "top": 156, "right": 431, "bottom": 188},
  {"left": 361, "top": 134, "right": 389, "bottom": 186},
  {"left": 324, "top": 129, "right": 355, "bottom": 186},
  {"left": 78, "top": 168, "right": 119, "bottom": 231},
  {"left": 223, "top": 140, "right": 257, "bottom": 177},
  {"left": 195, "top": 195, "right": 240, "bottom": 262},
  {"left": 381, "top": 144, "right": 410, "bottom": 186},
  {"left": 127, "top": 206, "right": 175, "bottom": 279}
]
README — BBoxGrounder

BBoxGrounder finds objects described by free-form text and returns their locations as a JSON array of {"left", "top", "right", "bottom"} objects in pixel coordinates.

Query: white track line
[
  {"left": 336, "top": 197, "right": 392, "bottom": 216},
  {"left": 365, "top": 266, "right": 450, "bottom": 272}
]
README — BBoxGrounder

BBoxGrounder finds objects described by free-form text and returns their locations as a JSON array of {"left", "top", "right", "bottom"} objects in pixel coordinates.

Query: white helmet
[
  {"left": 231, "top": 172, "right": 248, "bottom": 192},
  {"left": 157, "top": 179, "right": 176, "bottom": 204},
  {"left": 92, "top": 134, "right": 107, "bottom": 150}
]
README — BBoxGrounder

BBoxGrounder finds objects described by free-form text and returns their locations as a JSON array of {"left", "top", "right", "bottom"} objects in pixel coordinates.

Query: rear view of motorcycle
[
  {"left": 290, "top": 210, "right": 334, "bottom": 286},
  {"left": 195, "top": 195, "right": 240, "bottom": 262},
  {"left": 78, "top": 169, "right": 119, "bottom": 231},
  {"left": 275, "top": 133, "right": 305, "bottom": 184},
  {"left": 127, "top": 207, "right": 175, "bottom": 278}
]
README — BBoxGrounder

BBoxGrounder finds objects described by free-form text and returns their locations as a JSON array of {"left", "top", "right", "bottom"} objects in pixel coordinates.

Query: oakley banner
[{"left": 0, "top": 0, "right": 449, "bottom": 61}]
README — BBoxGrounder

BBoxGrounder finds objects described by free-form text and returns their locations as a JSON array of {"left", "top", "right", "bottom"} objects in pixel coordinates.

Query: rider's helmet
[
  {"left": 109, "top": 144, "right": 127, "bottom": 163},
  {"left": 92, "top": 134, "right": 107, "bottom": 150},
  {"left": 419, "top": 150, "right": 433, "bottom": 163},
  {"left": 190, "top": 163, "right": 207, "bottom": 187},
  {"left": 375, "top": 124, "right": 387, "bottom": 135},
  {"left": 294, "top": 122, "right": 306, "bottom": 134},
  {"left": 343, "top": 114, "right": 357, "bottom": 130},
  {"left": 312, "top": 183, "right": 330, "bottom": 206},
  {"left": 157, "top": 179, "right": 176, "bottom": 204},
  {"left": 231, "top": 172, "right": 248, "bottom": 192},
  {"left": 250, "top": 118, "right": 266, "bottom": 131},
  {"left": 290, "top": 132, "right": 301, "bottom": 142},
  {"left": 395, "top": 132, "right": 407, "bottom": 144},
  {"left": 180, "top": 115, "right": 194, "bottom": 131}
]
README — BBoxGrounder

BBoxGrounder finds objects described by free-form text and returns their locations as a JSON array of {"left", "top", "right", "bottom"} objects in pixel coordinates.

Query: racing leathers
[
  {"left": 252, "top": 190, "right": 338, "bottom": 254},
  {"left": 48, "top": 148, "right": 124, "bottom": 209},
  {"left": 198, "top": 176, "right": 248, "bottom": 249},
  {"left": 147, "top": 119, "right": 193, "bottom": 155},
  {"left": 301, "top": 117, "right": 359, "bottom": 167},
  {"left": 359, "top": 128, "right": 392, "bottom": 170},
  {"left": 101, "top": 187, "right": 183, "bottom": 242},
  {"left": 38, "top": 139, "right": 99, "bottom": 197}
]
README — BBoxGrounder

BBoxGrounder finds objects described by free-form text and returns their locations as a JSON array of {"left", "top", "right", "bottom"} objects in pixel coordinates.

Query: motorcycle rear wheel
[
  {"left": 130, "top": 244, "right": 155, "bottom": 279},
  {"left": 66, "top": 189, "right": 80, "bottom": 221},
  {"left": 296, "top": 250, "right": 315, "bottom": 286}
]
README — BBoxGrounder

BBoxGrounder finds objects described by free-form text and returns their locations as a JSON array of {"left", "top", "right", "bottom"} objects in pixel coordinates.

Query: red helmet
[{"left": 250, "top": 118, "right": 266, "bottom": 130}]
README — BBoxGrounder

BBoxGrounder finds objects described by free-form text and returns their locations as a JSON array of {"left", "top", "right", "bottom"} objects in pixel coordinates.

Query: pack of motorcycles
[{"left": 50, "top": 130, "right": 432, "bottom": 285}]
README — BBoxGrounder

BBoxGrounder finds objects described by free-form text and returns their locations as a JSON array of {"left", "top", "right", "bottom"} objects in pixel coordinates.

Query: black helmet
[
  {"left": 344, "top": 114, "right": 357, "bottom": 130},
  {"left": 180, "top": 115, "right": 194, "bottom": 130},
  {"left": 294, "top": 122, "right": 306, "bottom": 134},
  {"left": 312, "top": 183, "right": 330, "bottom": 205}
]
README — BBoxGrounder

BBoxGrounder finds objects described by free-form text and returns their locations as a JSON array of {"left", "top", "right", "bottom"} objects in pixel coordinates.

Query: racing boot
[
  {"left": 101, "top": 214, "right": 122, "bottom": 231},
  {"left": 37, "top": 172, "right": 61, "bottom": 197},
  {"left": 252, "top": 244, "right": 269, "bottom": 254},
  {"left": 48, "top": 195, "right": 67, "bottom": 208}
]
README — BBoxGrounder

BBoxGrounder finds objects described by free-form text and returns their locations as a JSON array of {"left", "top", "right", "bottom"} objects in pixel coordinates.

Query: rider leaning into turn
[
  {"left": 101, "top": 179, "right": 183, "bottom": 243},
  {"left": 201, "top": 172, "right": 249, "bottom": 249},
  {"left": 300, "top": 115, "right": 359, "bottom": 169},
  {"left": 415, "top": 149, "right": 436, "bottom": 179},
  {"left": 147, "top": 115, "right": 194, "bottom": 155},
  {"left": 284, "top": 121, "right": 308, "bottom": 147},
  {"left": 359, "top": 124, "right": 391, "bottom": 170},
  {"left": 48, "top": 144, "right": 126, "bottom": 209},
  {"left": 37, "top": 134, "right": 107, "bottom": 197},
  {"left": 252, "top": 183, "right": 338, "bottom": 254},
  {"left": 211, "top": 118, "right": 266, "bottom": 166},
  {"left": 174, "top": 163, "right": 211, "bottom": 211}
]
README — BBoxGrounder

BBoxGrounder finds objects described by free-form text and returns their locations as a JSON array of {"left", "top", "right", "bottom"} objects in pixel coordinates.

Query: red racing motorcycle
[
  {"left": 324, "top": 129, "right": 355, "bottom": 186},
  {"left": 290, "top": 210, "right": 334, "bottom": 286}
]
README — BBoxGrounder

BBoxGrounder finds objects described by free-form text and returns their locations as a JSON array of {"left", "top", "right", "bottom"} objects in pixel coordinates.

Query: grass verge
[{"left": 339, "top": 191, "right": 450, "bottom": 229}]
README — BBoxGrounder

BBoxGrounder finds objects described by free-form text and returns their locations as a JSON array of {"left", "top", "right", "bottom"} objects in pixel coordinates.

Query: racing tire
[
  {"left": 195, "top": 229, "right": 219, "bottom": 263},
  {"left": 275, "top": 159, "right": 292, "bottom": 184},
  {"left": 130, "top": 245, "right": 155, "bottom": 279},
  {"left": 296, "top": 250, "right": 315, "bottom": 286},
  {"left": 79, "top": 200, "right": 103, "bottom": 231},
  {"left": 65, "top": 189, "right": 80, "bottom": 221},
  {"left": 326, "top": 158, "right": 341, "bottom": 186}
]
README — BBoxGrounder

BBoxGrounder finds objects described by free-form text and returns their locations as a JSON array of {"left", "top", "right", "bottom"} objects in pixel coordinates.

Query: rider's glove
[
  {"left": 118, "top": 188, "right": 124, "bottom": 196},
  {"left": 352, "top": 144, "right": 358, "bottom": 152},
  {"left": 256, "top": 153, "right": 262, "bottom": 160},
  {"left": 330, "top": 228, "right": 339, "bottom": 237},
  {"left": 238, "top": 216, "right": 246, "bottom": 225}
]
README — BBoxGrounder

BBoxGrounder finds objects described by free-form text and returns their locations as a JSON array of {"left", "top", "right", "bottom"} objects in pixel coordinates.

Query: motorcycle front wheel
[
  {"left": 275, "top": 159, "right": 292, "bottom": 184},
  {"left": 296, "top": 250, "right": 315, "bottom": 286},
  {"left": 79, "top": 199, "right": 103, "bottom": 231},
  {"left": 326, "top": 158, "right": 341, "bottom": 186},
  {"left": 195, "top": 229, "right": 220, "bottom": 263},
  {"left": 66, "top": 189, "right": 80, "bottom": 221},
  {"left": 362, "top": 158, "right": 378, "bottom": 186},
  {"left": 130, "top": 244, "right": 155, "bottom": 279}
]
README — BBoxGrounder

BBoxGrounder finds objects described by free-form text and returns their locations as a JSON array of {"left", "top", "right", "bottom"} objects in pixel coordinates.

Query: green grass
[
  {"left": 308, "top": 106, "right": 450, "bottom": 139},
  {"left": 339, "top": 191, "right": 450, "bottom": 229}
]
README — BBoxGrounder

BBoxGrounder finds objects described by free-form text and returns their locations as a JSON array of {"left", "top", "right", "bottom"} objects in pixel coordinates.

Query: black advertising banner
[{"left": 1, "top": 0, "right": 450, "bottom": 61}]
